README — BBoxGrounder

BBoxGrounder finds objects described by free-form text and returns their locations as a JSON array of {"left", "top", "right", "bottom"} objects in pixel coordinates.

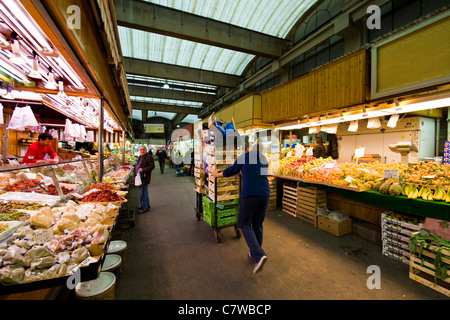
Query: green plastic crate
[{"left": 203, "top": 206, "right": 239, "bottom": 227}]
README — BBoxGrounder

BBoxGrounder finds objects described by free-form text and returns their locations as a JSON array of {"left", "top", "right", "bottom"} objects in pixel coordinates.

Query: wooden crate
[
  {"left": 282, "top": 184, "right": 297, "bottom": 217},
  {"left": 268, "top": 177, "right": 277, "bottom": 211},
  {"left": 409, "top": 234, "right": 450, "bottom": 297},
  {"left": 296, "top": 187, "right": 326, "bottom": 227}
]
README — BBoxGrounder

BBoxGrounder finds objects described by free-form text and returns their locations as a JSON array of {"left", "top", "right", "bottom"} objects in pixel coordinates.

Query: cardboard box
[{"left": 318, "top": 216, "right": 352, "bottom": 236}]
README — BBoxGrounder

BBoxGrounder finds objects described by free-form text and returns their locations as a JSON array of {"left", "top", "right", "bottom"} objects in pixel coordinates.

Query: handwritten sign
[
  {"left": 33, "top": 228, "right": 54, "bottom": 245},
  {"left": 383, "top": 170, "right": 399, "bottom": 179},
  {"left": 354, "top": 147, "right": 365, "bottom": 159}
]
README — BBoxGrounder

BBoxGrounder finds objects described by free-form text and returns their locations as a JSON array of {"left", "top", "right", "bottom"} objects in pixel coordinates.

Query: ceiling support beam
[
  {"left": 171, "top": 113, "right": 188, "bottom": 128},
  {"left": 124, "top": 57, "right": 241, "bottom": 88},
  {"left": 132, "top": 101, "right": 201, "bottom": 115},
  {"left": 199, "top": 0, "right": 391, "bottom": 118},
  {"left": 128, "top": 85, "right": 215, "bottom": 103},
  {"left": 114, "top": 0, "right": 288, "bottom": 59}
]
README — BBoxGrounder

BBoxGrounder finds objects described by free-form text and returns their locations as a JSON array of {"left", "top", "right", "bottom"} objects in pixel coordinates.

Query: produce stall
[
  {"left": 0, "top": 158, "right": 132, "bottom": 297},
  {"left": 270, "top": 156, "right": 450, "bottom": 223}
]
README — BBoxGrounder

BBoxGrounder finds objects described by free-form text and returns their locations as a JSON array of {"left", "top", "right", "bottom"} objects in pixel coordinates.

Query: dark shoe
[
  {"left": 253, "top": 256, "right": 267, "bottom": 274},
  {"left": 138, "top": 208, "right": 149, "bottom": 214}
]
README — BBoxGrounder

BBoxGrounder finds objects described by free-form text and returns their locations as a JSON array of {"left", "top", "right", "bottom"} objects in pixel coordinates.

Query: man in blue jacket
[{"left": 212, "top": 139, "right": 270, "bottom": 274}]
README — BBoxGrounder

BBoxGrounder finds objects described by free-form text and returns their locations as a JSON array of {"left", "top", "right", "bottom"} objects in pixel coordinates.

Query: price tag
[
  {"left": 383, "top": 170, "right": 399, "bottom": 179},
  {"left": 354, "top": 147, "right": 365, "bottom": 159},
  {"left": 33, "top": 228, "right": 54, "bottom": 245},
  {"left": 324, "top": 162, "right": 335, "bottom": 169},
  {"left": 344, "top": 176, "right": 355, "bottom": 183}
]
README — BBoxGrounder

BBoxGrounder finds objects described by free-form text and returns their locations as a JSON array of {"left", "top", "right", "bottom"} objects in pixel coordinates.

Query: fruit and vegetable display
[{"left": 271, "top": 155, "right": 450, "bottom": 202}]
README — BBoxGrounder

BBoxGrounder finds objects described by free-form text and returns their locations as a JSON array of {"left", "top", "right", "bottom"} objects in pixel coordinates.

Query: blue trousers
[
  {"left": 139, "top": 183, "right": 150, "bottom": 209},
  {"left": 238, "top": 196, "right": 269, "bottom": 263}
]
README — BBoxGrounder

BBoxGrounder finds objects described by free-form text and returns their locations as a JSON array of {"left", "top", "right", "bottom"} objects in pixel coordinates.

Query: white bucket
[{"left": 75, "top": 272, "right": 116, "bottom": 300}]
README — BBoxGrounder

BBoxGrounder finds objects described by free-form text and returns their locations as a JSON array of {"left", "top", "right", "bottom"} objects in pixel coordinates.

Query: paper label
[
  {"left": 33, "top": 228, "right": 54, "bottom": 244},
  {"left": 344, "top": 176, "right": 355, "bottom": 183},
  {"left": 384, "top": 170, "right": 399, "bottom": 179},
  {"left": 354, "top": 147, "right": 365, "bottom": 159}
]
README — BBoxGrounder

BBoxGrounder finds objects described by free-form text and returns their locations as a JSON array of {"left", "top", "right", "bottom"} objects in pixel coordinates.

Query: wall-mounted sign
[{"left": 144, "top": 123, "right": 165, "bottom": 133}]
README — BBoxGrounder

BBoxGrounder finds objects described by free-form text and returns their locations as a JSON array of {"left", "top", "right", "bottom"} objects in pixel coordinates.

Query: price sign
[
  {"left": 383, "top": 170, "right": 399, "bottom": 179},
  {"left": 344, "top": 176, "right": 355, "bottom": 183},
  {"left": 33, "top": 228, "right": 54, "bottom": 245},
  {"left": 354, "top": 147, "right": 365, "bottom": 159}
]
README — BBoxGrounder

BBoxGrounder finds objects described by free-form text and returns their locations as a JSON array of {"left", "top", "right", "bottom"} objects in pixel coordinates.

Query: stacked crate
[
  {"left": 409, "top": 231, "right": 450, "bottom": 297},
  {"left": 205, "top": 144, "right": 240, "bottom": 203},
  {"left": 267, "top": 176, "right": 277, "bottom": 211},
  {"left": 381, "top": 211, "right": 424, "bottom": 265},
  {"left": 202, "top": 196, "right": 239, "bottom": 228},
  {"left": 194, "top": 134, "right": 206, "bottom": 194},
  {"left": 282, "top": 183, "right": 297, "bottom": 217},
  {"left": 296, "top": 186, "right": 326, "bottom": 227}
]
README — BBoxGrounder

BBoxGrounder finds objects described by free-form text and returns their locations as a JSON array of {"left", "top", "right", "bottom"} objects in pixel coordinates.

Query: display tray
[
  {"left": 0, "top": 192, "right": 61, "bottom": 204},
  {"left": 77, "top": 199, "right": 127, "bottom": 207},
  {"left": 0, "top": 254, "right": 105, "bottom": 296},
  {"left": 0, "top": 221, "right": 24, "bottom": 240},
  {"left": 273, "top": 176, "right": 450, "bottom": 221},
  {"left": 273, "top": 175, "right": 361, "bottom": 192}
]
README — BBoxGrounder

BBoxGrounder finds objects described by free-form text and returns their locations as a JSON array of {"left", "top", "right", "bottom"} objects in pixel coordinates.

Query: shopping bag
[
  {"left": 0, "top": 103, "right": 4, "bottom": 124},
  {"left": 7, "top": 106, "right": 24, "bottom": 130},
  {"left": 134, "top": 173, "right": 142, "bottom": 186},
  {"left": 21, "top": 105, "right": 39, "bottom": 128}
]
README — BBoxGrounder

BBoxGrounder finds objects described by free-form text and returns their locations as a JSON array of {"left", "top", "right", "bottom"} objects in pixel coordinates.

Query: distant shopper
[
  {"left": 212, "top": 139, "right": 270, "bottom": 274},
  {"left": 156, "top": 147, "right": 167, "bottom": 174},
  {"left": 21, "top": 132, "right": 60, "bottom": 164},
  {"left": 326, "top": 134, "right": 339, "bottom": 159},
  {"left": 136, "top": 145, "right": 155, "bottom": 213},
  {"left": 189, "top": 148, "right": 194, "bottom": 176},
  {"left": 313, "top": 136, "right": 327, "bottom": 158}
]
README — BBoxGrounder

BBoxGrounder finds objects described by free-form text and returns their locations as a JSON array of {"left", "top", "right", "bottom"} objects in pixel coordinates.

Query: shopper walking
[
  {"left": 136, "top": 145, "right": 155, "bottom": 214},
  {"left": 156, "top": 147, "right": 167, "bottom": 174},
  {"left": 189, "top": 148, "right": 194, "bottom": 176},
  {"left": 212, "top": 139, "right": 270, "bottom": 274}
]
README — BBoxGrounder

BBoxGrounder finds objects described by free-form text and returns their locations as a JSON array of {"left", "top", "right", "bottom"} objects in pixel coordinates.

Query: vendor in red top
[{"left": 21, "top": 132, "right": 60, "bottom": 164}]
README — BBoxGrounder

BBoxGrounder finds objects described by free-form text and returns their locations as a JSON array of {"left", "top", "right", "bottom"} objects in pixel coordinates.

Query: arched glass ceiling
[
  {"left": 143, "top": 0, "right": 318, "bottom": 38},
  {"left": 119, "top": 0, "right": 320, "bottom": 76}
]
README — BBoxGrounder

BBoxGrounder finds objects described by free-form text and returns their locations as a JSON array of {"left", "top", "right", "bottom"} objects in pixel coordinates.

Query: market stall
[{"left": 0, "top": 158, "right": 133, "bottom": 297}]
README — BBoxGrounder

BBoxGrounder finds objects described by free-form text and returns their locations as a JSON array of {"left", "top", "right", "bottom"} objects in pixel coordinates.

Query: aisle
[{"left": 113, "top": 171, "right": 447, "bottom": 300}]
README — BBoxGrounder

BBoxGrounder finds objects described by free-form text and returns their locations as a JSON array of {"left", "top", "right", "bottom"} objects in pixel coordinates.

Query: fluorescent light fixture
[
  {"left": 396, "top": 97, "right": 450, "bottom": 114},
  {"left": 53, "top": 57, "right": 85, "bottom": 90},
  {"left": 163, "top": 82, "right": 170, "bottom": 89},
  {"left": 45, "top": 69, "right": 57, "bottom": 90},
  {"left": 387, "top": 114, "right": 400, "bottom": 128},
  {"left": 28, "top": 54, "right": 42, "bottom": 79},
  {"left": 2, "top": 0, "right": 53, "bottom": 54},
  {"left": 9, "top": 40, "right": 26, "bottom": 65}
]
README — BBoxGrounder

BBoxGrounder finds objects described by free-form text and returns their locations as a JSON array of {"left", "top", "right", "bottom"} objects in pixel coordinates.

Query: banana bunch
[{"left": 402, "top": 184, "right": 450, "bottom": 202}]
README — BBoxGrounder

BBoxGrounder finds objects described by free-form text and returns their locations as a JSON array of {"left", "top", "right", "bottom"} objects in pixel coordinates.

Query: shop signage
[{"left": 144, "top": 123, "right": 165, "bottom": 133}]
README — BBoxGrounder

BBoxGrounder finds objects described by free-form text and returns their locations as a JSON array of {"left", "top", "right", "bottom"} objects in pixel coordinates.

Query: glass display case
[{"left": 0, "top": 158, "right": 132, "bottom": 295}]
